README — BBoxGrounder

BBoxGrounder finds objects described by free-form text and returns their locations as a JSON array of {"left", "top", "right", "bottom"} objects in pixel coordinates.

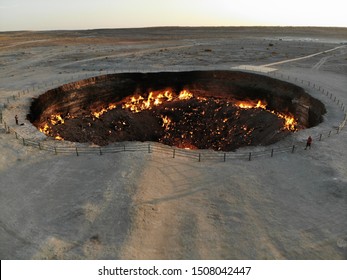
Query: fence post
[
  {"left": 319, "top": 134, "right": 322, "bottom": 141},
  {"left": 54, "top": 147, "right": 57, "bottom": 155},
  {"left": 173, "top": 149, "right": 176, "bottom": 158},
  {"left": 328, "top": 131, "right": 331, "bottom": 137},
  {"left": 148, "top": 144, "right": 151, "bottom": 153},
  {"left": 22, "top": 138, "right": 25, "bottom": 146},
  {"left": 99, "top": 147, "right": 102, "bottom": 155},
  {"left": 0, "top": 111, "right": 2, "bottom": 124},
  {"left": 39, "top": 142, "right": 42, "bottom": 150},
  {"left": 198, "top": 153, "right": 201, "bottom": 162},
  {"left": 223, "top": 153, "right": 226, "bottom": 162},
  {"left": 248, "top": 152, "right": 252, "bottom": 161},
  {"left": 337, "top": 128, "right": 339, "bottom": 134},
  {"left": 271, "top": 149, "right": 274, "bottom": 157},
  {"left": 76, "top": 147, "right": 79, "bottom": 156},
  {"left": 292, "top": 145, "right": 295, "bottom": 153}
]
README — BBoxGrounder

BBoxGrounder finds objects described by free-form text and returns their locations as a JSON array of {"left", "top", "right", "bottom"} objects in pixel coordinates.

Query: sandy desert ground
[{"left": 0, "top": 27, "right": 346, "bottom": 259}]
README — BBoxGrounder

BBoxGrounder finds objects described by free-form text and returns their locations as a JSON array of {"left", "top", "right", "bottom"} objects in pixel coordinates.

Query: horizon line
[{"left": 1, "top": 25, "right": 347, "bottom": 33}]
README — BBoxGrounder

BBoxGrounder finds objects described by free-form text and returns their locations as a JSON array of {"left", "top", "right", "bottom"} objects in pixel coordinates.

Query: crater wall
[{"left": 28, "top": 70, "right": 326, "bottom": 131}]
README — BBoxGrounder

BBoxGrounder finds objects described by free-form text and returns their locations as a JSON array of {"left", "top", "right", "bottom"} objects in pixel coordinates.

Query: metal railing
[
  {"left": 0, "top": 123, "right": 301, "bottom": 161},
  {"left": 2, "top": 119, "right": 346, "bottom": 162}
]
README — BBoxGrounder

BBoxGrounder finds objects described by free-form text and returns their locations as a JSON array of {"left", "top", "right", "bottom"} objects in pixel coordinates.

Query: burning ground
[
  {"left": 1, "top": 28, "right": 346, "bottom": 260},
  {"left": 38, "top": 89, "right": 297, "bottom": 151}
]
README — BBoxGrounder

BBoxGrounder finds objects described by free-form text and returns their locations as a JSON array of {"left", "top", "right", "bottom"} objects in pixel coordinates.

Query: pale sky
[{"left": 0, "top": 0, "right": 346, "bottom": 31}]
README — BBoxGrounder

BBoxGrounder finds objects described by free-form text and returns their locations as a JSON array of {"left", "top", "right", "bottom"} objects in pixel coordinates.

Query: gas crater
[{"left": 28, "top": 71, "right": 326, "bottom": 151}]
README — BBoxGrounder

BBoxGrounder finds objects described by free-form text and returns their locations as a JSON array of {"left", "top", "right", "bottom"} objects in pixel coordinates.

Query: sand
[{"left": 0, "top": 27, "right": 346, "bottom": 259}]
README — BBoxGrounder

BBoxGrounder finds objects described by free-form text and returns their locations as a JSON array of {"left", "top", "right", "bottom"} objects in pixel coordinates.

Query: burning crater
[{"left": 28, "top": 71, "right": 326, "bottom": 151}]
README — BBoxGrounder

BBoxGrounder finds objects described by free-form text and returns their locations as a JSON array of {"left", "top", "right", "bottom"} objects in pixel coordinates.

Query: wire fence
[
  {"left": 0, "top": 70, "right": 346, "bottom": 162},
  {"left": 1, "top": 114, "right": 345, "bottom": 162},
  {"left": 0, "top": 123, "right": 300, "bottom": 162},
  {"left": 266, "top": 70, "right": 347, "bottom": 130}
]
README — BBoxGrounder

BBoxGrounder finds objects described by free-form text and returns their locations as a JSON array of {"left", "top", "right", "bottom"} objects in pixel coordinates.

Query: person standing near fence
[
  {"left": 15, "top": 115, "right": 18, "bottom": 125},
  {"left": 305, "top": 136, "right": 312, "bottom": 150}
]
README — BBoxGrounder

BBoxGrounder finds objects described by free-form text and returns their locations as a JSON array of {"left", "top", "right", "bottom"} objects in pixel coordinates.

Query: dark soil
[{"left": 51, "top": 97, "right": 289, "bottom": 151}]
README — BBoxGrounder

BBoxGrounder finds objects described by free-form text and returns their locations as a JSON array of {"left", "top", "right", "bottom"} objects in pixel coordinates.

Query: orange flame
[
  {"left": 161, "top": 115, "right": 172, "bottom": 130},
  {"left": 122, "top": 89, "right": 193, "bottom": 113},
  {"left": 235, "top": 100, "right": 297, "bottom": 131},
  {"left": 40, "top": 115, "right": 64, "bottom": 135},
  {"left": 275, "top": 112, "right": 297, "bottom": 131},
  {"left": 50, "top": 114, "right": 65, "bottom": 125},
  {"left": 92, "top": 103, "right": 117, "bottom": 119},
  {"left": 39, "top": 92, "right": 297, "bottom": 143},
  {"left": 39, "top": 123, "right": 51, "bottom": 134},
  {"left": 178, "top": 90, "right": 193, "bottom": 100},
  {"left": 236, "top": 100, "right": 267, "bottom": 110}
]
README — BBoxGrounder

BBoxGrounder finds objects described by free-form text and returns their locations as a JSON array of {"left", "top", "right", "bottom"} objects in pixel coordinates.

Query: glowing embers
[
  {"left": 37, "top": 89, "right": 299, "bottom": 151},
  {"left": 156, "top": 97, "right": 284, "bottom": 151},
  {"left": 92, "top": 104, "right": 117, "bottom": 119},
  {"left": 39, "top": 114, "right": 65, "bottom": 140},
  {"left": 235, "top": 100, "right": 297, "bottom": 131},
  {"left": 161, "top": 115, "right": 172, "bottom": 130},
  {"left": 121, "top": 89, "right": 192, "bottom": 113},
  {"left": 236, "top": 100, "right": 267, "bottom": 110}
]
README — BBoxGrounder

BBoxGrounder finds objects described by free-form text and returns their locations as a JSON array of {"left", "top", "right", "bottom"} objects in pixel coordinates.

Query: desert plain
[{"left": 0, "top": 27, "right": 347, "bottom": 259}]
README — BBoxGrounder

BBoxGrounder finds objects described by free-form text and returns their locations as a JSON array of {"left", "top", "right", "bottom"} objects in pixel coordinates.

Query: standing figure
[
  {"left": 305, "top": 136, "right": 312, "bottom": 150},
  {"left": 15, "top": 115, "right": 18, "bottom": 125}
]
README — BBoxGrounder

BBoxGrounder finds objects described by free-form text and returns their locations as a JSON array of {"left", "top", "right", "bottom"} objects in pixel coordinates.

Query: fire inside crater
[{"left": 29, "top": 71, "right": 326, "bottom": 151}]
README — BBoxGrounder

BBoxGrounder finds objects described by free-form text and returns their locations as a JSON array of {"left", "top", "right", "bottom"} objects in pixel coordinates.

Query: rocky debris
[
  {"left": 28, "top": 71, "right": 326, "bottom": 151},
  {"left": 51, "top": 97, "right": 289, "bottom": 151}
]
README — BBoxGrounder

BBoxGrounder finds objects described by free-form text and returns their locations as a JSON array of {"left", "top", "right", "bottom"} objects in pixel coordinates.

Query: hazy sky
[{"left": 0, "top": 0, "right": 346, "bottom": 31}]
